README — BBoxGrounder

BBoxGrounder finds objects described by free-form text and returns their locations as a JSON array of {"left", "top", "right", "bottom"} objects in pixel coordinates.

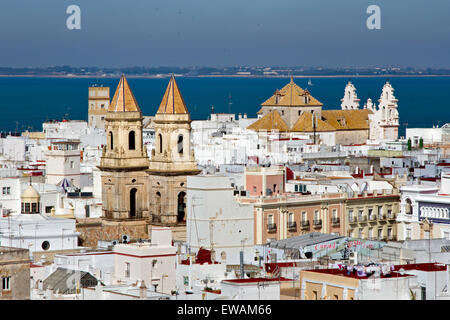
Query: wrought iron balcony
[
  {"left": 267, "top": 223, "right": 277, "bottom": 233},
  {"left": 287, "top": 221, "right": 297, "bottom": 231},
  {"left": 331, "top": 217, "right": 340, "bottom": 226},
  {"left": 313, "top": 219, "right": 322, "bottom": 227},
  {"left": 301, "top": 220, "right": 310, "bottom": 230}
]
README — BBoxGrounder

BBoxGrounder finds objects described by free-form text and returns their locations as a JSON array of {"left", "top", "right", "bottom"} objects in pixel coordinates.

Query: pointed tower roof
[
  {"left": 157, "top": 75, "right": 189, "bottom": 114},
  {"left": 108, "top": 75, "right": 141, "bottom": 112}
]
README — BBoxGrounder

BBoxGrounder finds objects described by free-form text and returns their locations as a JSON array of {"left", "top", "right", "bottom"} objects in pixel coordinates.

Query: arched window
[
  {"left": 177, "top": 192, "right": 186, "bottom": 222},
  {"left": 130, "top": 188, "right": 137, "bottom": 218},
  {"left": 156, "top": 192, "right": 162, "bottom": 215},
  {"left": 405, "top": 199, "right": 412, "bottom": 215},
  {"left": 158, "top": 134, "right": 163, "bottom": 154},
  {"left": 128, "top": 131, "right": 135, "bottom": 150},
  {"left": 177, "top": 135, "right": 183, "bottom": 154},
  {"left": 109, "top": 131, "right": 114, "bottom": 150}
]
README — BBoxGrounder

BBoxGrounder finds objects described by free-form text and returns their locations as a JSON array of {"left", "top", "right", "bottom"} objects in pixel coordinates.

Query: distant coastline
[{"left": 1, "top": 74, "right": 450, "bottom": 79}]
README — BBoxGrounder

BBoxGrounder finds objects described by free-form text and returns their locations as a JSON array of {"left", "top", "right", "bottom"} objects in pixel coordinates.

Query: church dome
[{"left": 21, "top": 184, "right": 40, "bottom": 201}]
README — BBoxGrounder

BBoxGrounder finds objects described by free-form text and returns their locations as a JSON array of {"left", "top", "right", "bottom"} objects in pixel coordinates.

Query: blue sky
[{"left": 1, "top": 0, "right": 450, "bottom": 67}]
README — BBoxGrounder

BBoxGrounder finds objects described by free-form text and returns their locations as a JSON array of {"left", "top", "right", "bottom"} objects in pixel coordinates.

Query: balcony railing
[
  {"left": 349, "top": 216, "right": 357, "bottom": 224},
  {"left": 369, "top": 215, "right": 377, "bottom": 221},
  {"left": 387, "top": 212, "right": 396, "bottom": 220},
  {"left": 267, "top": 223, "right": 277, "bottom": 233},
  {"left": 378, "top": 214, "right": 386, "bottom": 220},
  {"left": 358, "top": 215, "right": 367, "bottom": 222},
  {"left": 287, "top": 221, "right": 297, "bottom": 231},
  {"left": 331, "top": 217, "right": 340, "bottom": 226},
  {"left": 313, "top": 219, "right": 322, "bottom": 227},
  {"left": 301, "top": 220, "right": 310, "bottom": 230}
]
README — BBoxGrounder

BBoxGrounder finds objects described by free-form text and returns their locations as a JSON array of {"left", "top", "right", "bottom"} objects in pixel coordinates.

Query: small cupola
[{"left": 21, "top": 183, "right": 40, "bottom": 214}]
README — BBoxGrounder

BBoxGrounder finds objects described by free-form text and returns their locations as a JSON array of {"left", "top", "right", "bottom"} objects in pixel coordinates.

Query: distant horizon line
[{"left": 2, "top": 65, "right": 450, "bottom": 70}]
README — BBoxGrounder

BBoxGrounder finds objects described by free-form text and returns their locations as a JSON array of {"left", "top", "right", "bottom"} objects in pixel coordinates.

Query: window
[
  {"left": 348, "top": 209, "right": 353, "bottom": 221},
  {"left": 253, "top": 186, "right": 257, "bottom": 192},
  {"left": 25, "top": 203, "right": 30, "bottom": 213},
  {"left": 41, "top": 241, "right": 50, "bottom": 251},
  {"left": 313, "top": 290, "right": 318, "bottom": 300},
  {"left": 444, "top": 231, "right": 450, "bottom": 240},
  {"left": 406, "top": 228, "right": 412, "bottom": 240},
  {"left": 378, "top": 228, "right": 383, "bottom": 239},
  {"left": 332, "top": 209, "right": 337, "bottom": 219},
  {"left": 288, "top": 213, "right": 294, "bottom": 223},
  {"left": 358, "top": 209, "right": 364, "bottom": 220},
  {"left": 158, "top": 134, "right": 163, "bottom": 153},
  {"left": 31, "top": 203, "right": 38, "bottom": 213},
  {"left": 183, "top": 276, "right": 189, "bottom": 286},
  {"left": 2, "top": 187, "right": 10, "bottom": 195},
  {"left": 314, "top": 210, "right": 319, "bottom": 221},
  {"left": 378, "top": 206, "right": 383, "bottom": 219},
  {"left": 421, "top": 286, "right": 426, "bottom": 300},
  {"left": 2, "top": 277, "right": 10, "bottom": 291},
  {"left": 129, "top": 131, "right": 136, "bottom": 150},
  {"left": 177, "top": 135, "right": 183, "bottom": 154},
  {"left": 358, "top": 228, "right": 363, "bottom": 238},
  {"left": 125, "top": 262, "right": 130, "bottom": 278},
  {"left": 387, "top": 206, "right": 392, "bottom": 218},
  {"left": 369, "top": 228, "right": 373, "bottom": 239},
  {"left": 70, "top": 161, "right": 74, "bottom": 169},
  {"left": 109, "top": 131, "right": 114, "bottom": 150},
  {"left": 302, "top": 212, "right": 307, "bottom": 222},
  {"left": 268, "top": 215, "right": 274, "bottom": 225}
]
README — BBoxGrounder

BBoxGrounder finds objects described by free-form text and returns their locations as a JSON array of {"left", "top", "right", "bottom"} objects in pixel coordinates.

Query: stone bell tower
[
  {"left": 98, "top": 75, "right": 150, "bottom": 221},
  {"left": 147, "top": 75, "right": 200, "bottom": 225}
]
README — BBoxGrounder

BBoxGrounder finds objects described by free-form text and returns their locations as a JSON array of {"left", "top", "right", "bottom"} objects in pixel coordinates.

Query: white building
[
  {"left": 0, "top": 214, "right": 79, "bottom": 254},
  {"left": 406, "top": 124, "right": 450, "bottom": 147},
  {"left": 220, "top": 278, "right": 289, "bottom": 300},
  {"left": 45, "top": 140, "right": 81, "bottom": 187},
  {"left": 398, "top": 173, "right": 450, "bottom": 240},
  {"left": 186, "top": 175, "right": 254, "bottom": 265},
  {"left": 113, "top": 227, "right": 176, "bottom": 294}
]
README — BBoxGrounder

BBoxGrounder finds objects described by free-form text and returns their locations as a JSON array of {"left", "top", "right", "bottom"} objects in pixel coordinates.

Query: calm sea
[{"left": 0, "top": 76, "right": 449, "bottom": 136}]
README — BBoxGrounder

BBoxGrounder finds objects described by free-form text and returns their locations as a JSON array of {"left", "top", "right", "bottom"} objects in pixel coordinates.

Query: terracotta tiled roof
[
  {"left": 157, "top": 75, "right": 189, "bottom": 114},
  {"left": 261, "top": 78, "right": 323, "bottom": 107},
  {"left": 291, "top": 112, "right": 335, "bottom": 132},
  {"left": 247, "top": 110, "right": 289, "bottom": 132},
  {"left": 321, "top": 109, "right": 371, "bottom": 130},
  {"left": 108, "top": 75, "right": 141, "bottom": 112}
]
